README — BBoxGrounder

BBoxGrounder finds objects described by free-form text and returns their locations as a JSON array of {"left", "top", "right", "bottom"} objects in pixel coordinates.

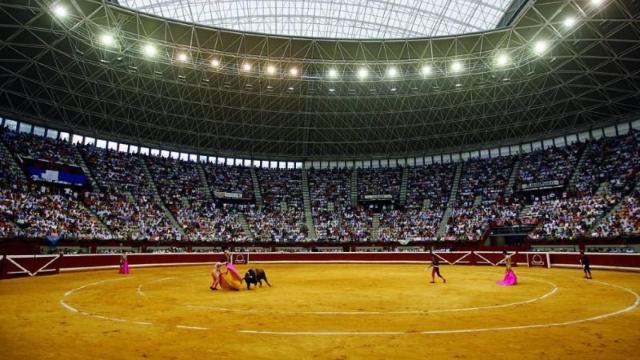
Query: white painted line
[
  {"left": 238, "top": 280, "right": 640, "bottom": 336},
  {"left": 176, "top": 325, "right": 209, "bottom": 330},
  {"left": 239, "top": 330, "right": 404, "bottom": 336},
  {"left": 188, "top": 278, "right": 558, "bottom": 315},
  {"left": 60, "top": 277, "right": 152, "bottom": 326},
  {"left": 136, "top": 276, "right": 176, "bottom": 298}
]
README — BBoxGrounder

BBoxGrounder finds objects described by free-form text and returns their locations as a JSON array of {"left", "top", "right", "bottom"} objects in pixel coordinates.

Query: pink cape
[
  {"left": 226, "top": 261, "right": 242, "bottom": 282},
  {"left": 119, "top": 260, "right": 129, "bottom": 274},
  {"left": 496, "top": 269, "right": 517, "bottom": 286}
]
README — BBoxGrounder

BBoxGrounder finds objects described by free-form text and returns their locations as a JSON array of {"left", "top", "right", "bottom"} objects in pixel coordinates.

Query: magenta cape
[
  {"left": 496, "top": 269, "right": 517, "bottom": 286},
  {"left": 119, "top": 260, "right": 129, "bottom": 274}
]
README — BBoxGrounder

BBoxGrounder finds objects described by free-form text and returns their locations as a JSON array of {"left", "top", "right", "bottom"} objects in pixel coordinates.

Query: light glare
[
  {"left": 533, "top": 40, "right": 548, "bottom": 55},
  {"left": 386, "top": 66, "right": 398, "bottom": 78},
  {"left": 495, "top": 53, "right": 510, "bottom": 67},
  {"left": 450, "top": 61, "right": 463, "bottom": 73},
  {"left": 177, "top": 53, "right": 189, "bottom": 62},
  {"left": 357, "top": 67, "right": 368, "bottom": 79},
  {"left": 421, "top": 65, "right": 432, "bottom": 76},
  {"left": 99, "top": 33, "right": 115, "bottom": 47},
  {"left": 289, "top": 67, "right": 299, "bottom": 76},
  {"left": 210, "top": 59, "right": 220, "bottom": 67},
  {"left": 242, "top": 63, "right": 252, "bottom": 72},
  {"left": 52, "top": 4, "right": 68, "bottom": 18},
  {"left": 266, "top": 64, "right": 277, "bottom": 75},
  {"left": 142, "top": 43, "right": 157, "bottom": 57},
  {"left": 327, "top": 68, "right": 339, "bottom": 79},
  {"left": 563, "top": 16, "right": 576, "bottom": 28}
]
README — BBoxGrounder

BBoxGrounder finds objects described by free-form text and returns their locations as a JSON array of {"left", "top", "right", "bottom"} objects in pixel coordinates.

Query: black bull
[{"left": 243, "top": 268, "right": 272, "bottom": 290}]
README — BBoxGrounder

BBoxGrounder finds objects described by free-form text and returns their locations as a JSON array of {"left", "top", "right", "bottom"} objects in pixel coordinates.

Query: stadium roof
[
  {"left": 117, "top": 0, "right": 515, "bottom": 39},
  {"left": 0, "top": 0, "right": 639, "bottom": 160}
]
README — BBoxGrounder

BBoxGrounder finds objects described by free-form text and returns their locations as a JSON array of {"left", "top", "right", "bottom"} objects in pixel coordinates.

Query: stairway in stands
[
  {"left": 504, "top": 159, "right": 521, "bottom": 197},
  {"left": 568, "top": 142, "right": 592, "bottom": 189},
  {"left": 78, "top": 201, "right": 110, "bottom": 231},
  {"left": 196, "top": 163, "right": 213, "bottom": 201},
  {"left": 237, "top": 213, "right": 254, "bottom": 241},
  {"left": 0, "top": 138, "right": 26, "bottom": 181},
  {"left": 350, "top": 168, "right": 358, "bottom": 206},
  {"left": 595, "top": 182, "right": 611, "bottom": 196},
  {"left": 371, "top": 214, "right": 381, "bottom": 240},
  {"left": 399, "top": 166, "right": 409, "bottom": 205},
  {"left": 141, "top": 160, "right": 184, "bottom": 235},
  {"left": 72, "top": 148, "right": 99, "bottom": 191},
  {"left": 301, "top": 168, "right": 317, "bottom": 240},
  {"left": 594, "top": 179, "right": 640, "bottom": 231},
  {"left": 436, "top": 162, "right": 463, "bottom": 238},
  {"left": 250, "top": 167, "right": 263, "bottom": 207}
]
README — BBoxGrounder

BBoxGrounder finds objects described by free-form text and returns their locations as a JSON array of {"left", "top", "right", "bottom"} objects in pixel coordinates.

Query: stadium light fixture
[
  {"left": 357, "top": 67, "right": 368, "bottom": 80},
  {"left": 386, "top": 66, "right": 398, "bottom": 78},
  {"left": 421, "top": 64, "right": 433, "bottom": 76},
  {"left": 266, "top": 64, "right": 277, "bottom": 75},
  {"left": 142, "top": 43, "right": 157, "bottom": 57},
  {"left": 288, "top": 86, "right": 294, "bottom": 91},
  {"left": 328, "top": 88, "right": 336, "bottom": 92},
  {"left": 52, "top": 3, "right": 68, "bottom": 18},
  {"left": 289, "top": 67, "right": 299, "bottom": 76},
  {"left": 563, "top": 16, "right": 576, "bottom": 28},
  {"left": 99, "top": 33, "right": 115, "bottom": 47},
  {"left": 327, "top": 68, "right": 339, "bottom": 79},
  {"left": 210, "top": 59, "right": 220, "bottom": 68},
  {"left": 450, "top": 61, "right": 464, "bottom": 73},
  {"left": 533, "top": 40, "right": 549, "bottom": 55},
  {"left": 495, "top": 53, "right": 510, "bottom": 67},
  {"left": 591, "top": 0, "right": 603, "bottom": 6},
  {"left": 241, "top": 63, "right": 252, "bottom": 72},
  {"left": 176, "top": 52, "right": 189, "bottom": 62}
]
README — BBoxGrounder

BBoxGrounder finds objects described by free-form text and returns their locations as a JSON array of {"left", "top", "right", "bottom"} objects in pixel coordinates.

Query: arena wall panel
[{"left": 2, "top": 252, "right": 639, "bottom": 279}]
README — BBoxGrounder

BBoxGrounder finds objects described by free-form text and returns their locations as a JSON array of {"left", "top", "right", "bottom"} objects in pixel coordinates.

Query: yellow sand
[{"left": 0, "top": 264, "right": 639, "bottom": 359}]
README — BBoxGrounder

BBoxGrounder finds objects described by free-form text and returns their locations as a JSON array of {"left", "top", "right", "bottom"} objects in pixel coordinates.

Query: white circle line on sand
[
  {"left": 238, "top": 279, "right": 640, "bottom": 336},
  {"left": 187, "top": 277, "right": 558, "bottom": 315},
  {"left": 60, "top": 277, "right": 169, "bottom": 328},
  {"left": 137, "top": 276, "right": 176, "bottom": 297},
  {"left": 60, "top": 277, "right": 154, "bottom": 326}
]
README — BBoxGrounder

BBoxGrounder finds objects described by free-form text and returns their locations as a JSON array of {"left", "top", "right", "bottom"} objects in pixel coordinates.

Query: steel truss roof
[
  {"left": 0, "top": 0, "right": 639, "bottom": 160},
  {"left": 117, "top": 0, "right": 514, "bottom": 39}
]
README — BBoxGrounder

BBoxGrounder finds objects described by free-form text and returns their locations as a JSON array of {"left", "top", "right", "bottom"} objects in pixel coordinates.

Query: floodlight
[
  {"left": 533, "top": 40, "right": 548, "bottom": 55},
  {"left": 99, "top": 33, "right": 115, "bottom": 47},
  {"left": 563, "top": 17, "right": 576, "bottom": 28},
  {"left": 52, "top": 4, "right": 68, "bottom": 18},
  {"left": 176, "top": 52, "right": 189, "bottom": 62},
  {"left": 357, "top": 67, "right": 368, "bottom": 79},
  {"left": 495, "top": 53, "right": 510, "bottom": 67},
  {"left": 450, "top": 61, "right": 463, "bottom": 73},
  {"left": 142, "top": 43, "right": 157, "bottom": 57}
]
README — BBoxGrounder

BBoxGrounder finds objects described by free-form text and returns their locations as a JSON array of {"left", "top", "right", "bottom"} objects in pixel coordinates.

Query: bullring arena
[
  {"left": 1, "top": 252, "right": 640, "bottom": 359},
  {"left": 2, "top": 0, "right": 640, "bottom": 359}
]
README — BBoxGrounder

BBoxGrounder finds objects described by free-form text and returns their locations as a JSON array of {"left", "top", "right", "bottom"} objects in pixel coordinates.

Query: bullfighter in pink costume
[
  {"left": 497, "top": 251, "right": 517, "bottom": 286},
  {"left": 119, "top": 253, "right": 129, "bottom": 274}
]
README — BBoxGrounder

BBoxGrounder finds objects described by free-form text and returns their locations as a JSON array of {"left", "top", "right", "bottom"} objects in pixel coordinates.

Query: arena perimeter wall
[{"left": 1, "top": 252, "right": 639, "bottom": 279}]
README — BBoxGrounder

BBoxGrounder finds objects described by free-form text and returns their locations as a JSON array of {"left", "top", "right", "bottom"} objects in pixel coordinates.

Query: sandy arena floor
[{"left": 0, "top": 264, "right": 639, "bottom": 359}]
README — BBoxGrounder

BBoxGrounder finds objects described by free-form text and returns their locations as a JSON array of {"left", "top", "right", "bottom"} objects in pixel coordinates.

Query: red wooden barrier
[{"left": 1, "top": 251, "right": 639, "bottom": 279}]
